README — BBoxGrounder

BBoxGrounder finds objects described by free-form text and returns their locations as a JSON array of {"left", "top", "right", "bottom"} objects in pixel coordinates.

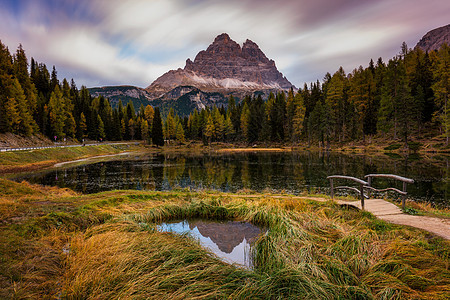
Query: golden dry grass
[{"left": 0, "top": 179, "right": 449, "bottom": 299}]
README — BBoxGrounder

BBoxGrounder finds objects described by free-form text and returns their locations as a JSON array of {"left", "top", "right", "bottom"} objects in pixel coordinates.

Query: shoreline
[
  {"left": 0, "top": 143, "right": 143, "bottom": 175},
  {"left": 52, "top": 151, "right": 136, "bottom": 167},
  {"left": 1, "top": 142, "right": 448, "bottom": 175}
]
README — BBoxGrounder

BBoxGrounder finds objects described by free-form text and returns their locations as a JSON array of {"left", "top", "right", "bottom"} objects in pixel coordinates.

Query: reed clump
[{"left": 0, "top": 179, "right": 449, "bottom": 299}]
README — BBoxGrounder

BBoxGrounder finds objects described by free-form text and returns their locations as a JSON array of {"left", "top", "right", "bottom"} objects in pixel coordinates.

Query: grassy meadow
[
  {"left": 0, "top": 143, "right": 142, "bottom": 174},
  {"left": 0, "top": 177, "right": 449, "bottom": 299}
]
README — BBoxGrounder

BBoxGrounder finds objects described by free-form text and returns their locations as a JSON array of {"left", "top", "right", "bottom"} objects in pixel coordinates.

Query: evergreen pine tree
[
  {"left": 97, "top": 114, "right": 105, "bottom": 140},
  {"left": 13, "top": 44, "right": 37, "bottom": 116},
  {"left": 48, "top": 86, "right": 65, "bottom": 138},
  {"left": 293, "top": 92, "right": 306, "bottom": 142},
  {"left": 325, "top": 67, "right": 347, "bottom": 141},
  {"left": 431, "top": 44, "right": 450, "bottom": 144},
  {"left": 240, "top": 102, "right": 250, "bottom": 141},
  {"left": 141, "top": 119, "right": 149, "bottom": 143},
  {"left": 286, "top": 88, "right": 296, "bottom": 140},
  {"left": 152, "top": 107, "right": 164, "bottom": 146},
  {"left": 129, "top": 118, "right": 135, "bottom": 140},
  {"left": 10, "top": 78, "right": 35, "bottom": 135},
  {"left": 79, "top": 112, "right": 87, "bottom": 139},
  {"left": 228, "top": 95, "right": 240, "bottom": 135},
  {"left": 51, "top": 65, "right": 59, "bottom": 90},
  {"left": 0, "top": 40, "right": 14, "bottom": 133}
]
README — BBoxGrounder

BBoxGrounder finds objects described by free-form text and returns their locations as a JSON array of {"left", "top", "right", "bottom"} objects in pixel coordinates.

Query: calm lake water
[
  {"left": 14, "top": 151, "right": 449, "bottom": 207},
  {"left": 157, "top": 220, "right": 264, "bottom": 268}
]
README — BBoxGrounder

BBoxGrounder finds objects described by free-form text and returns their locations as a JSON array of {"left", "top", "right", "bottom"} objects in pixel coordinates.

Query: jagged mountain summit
[
  {"left": 416, "top": 24, "right": 450, "bottom": 52},
  {"left": 146, "top": 33, "right": 295, "bottom": 98}
]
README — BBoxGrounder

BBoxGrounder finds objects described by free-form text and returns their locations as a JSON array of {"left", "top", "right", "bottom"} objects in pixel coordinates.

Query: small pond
[{"left": 157, "top": 220, "right": 264, "bottom": 268}]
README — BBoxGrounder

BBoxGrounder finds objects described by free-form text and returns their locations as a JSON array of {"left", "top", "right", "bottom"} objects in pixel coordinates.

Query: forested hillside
[
  {"left": 0, "top": 41, "right": 162, "bottom": 144},
  {"left": 0, "top": 41, "right": 448, "bottom": 148},
  {"left": 182, "top": 42, "right": 449, "bottom": 147}
]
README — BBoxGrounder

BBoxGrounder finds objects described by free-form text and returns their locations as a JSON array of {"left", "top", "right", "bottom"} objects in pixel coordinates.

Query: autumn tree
[
  {"left": 204, "top": 114, "right": 214, "bottom": 144},
  {"left": 176, "top": 122, "right": 185, "bottom": 143},
  {"left": 164, "top": 108, "right": 177, "bottom": 141}
]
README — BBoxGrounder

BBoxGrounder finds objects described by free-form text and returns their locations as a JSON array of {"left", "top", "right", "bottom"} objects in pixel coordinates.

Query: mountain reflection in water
[{"left": 157, "top": 220, "right": 264, "bottom": 268}]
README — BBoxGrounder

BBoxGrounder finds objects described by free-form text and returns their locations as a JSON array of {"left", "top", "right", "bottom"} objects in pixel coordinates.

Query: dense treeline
[
  {"left": 0, "top": 40, "right": 164, "bottom": 145},
  {"left": 183, "top": 42, "right": 449, "bottom": 147},
  {"left": 0, "top": 41, "right": 448, "bottom": 147}
]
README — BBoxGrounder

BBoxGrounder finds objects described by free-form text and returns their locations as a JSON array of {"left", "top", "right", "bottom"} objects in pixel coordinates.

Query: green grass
[
  {"left": 0, "top": 180, "right": 449, "bottom": 299},
  {"left": 0, "top": 143, "right": 140, "bottom": 173}
]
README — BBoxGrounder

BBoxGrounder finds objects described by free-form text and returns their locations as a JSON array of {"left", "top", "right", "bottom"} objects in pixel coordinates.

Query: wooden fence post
[
  {"left": 360, "top": 184, "right": 365, "bottom": 210},
  {"left": 330, "top": 178, "right": 334, "bottom": 199},
  {"left": 402, "top": 181, "right": 407, "bottom": 210}
]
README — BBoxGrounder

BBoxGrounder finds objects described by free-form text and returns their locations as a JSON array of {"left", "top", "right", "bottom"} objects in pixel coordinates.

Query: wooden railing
[
  {"left": 364, "top": 174, "right": 414, "bottom": 209},
  {"left": 327, "top": 175, "right": 369, "bottom": 209},
  {"left": 327, "top": 174, "right": 414, "bottom": 210}
]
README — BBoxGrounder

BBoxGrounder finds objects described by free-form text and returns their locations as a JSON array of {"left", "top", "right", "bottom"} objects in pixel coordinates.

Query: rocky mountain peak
[
  {"left": 146, "top": 33, "right": 295, "bottom": 97},
  {"left": 243, "top": 39, "right": 258, "bottom": 49},
  {"left": 214, "top": 33, "right": 232, "bottom": 43},
  {"left": 416, "top": 24, "right": 450, "bottom": 52},
  {"left": 242, "top": 39, "right": 270, "bottom": 63}
]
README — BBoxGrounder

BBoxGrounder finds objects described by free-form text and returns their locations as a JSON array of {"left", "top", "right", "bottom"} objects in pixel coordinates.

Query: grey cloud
[{"left": 1, "top": 0, "right": 449, "bottom": 88}]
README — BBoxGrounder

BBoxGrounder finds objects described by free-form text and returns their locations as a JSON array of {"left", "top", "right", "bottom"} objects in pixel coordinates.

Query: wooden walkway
[
  {"left": 337, "top": 198, "right": 450, "bottom": 240},
  {"left": 213, "top": 194, "right": 450, "bottom": 240}
]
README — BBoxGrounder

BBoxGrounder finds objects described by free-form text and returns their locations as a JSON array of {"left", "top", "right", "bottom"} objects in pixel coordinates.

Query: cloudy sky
[{"left": 1, "top": 0, "right": 449, "bottom": 88}]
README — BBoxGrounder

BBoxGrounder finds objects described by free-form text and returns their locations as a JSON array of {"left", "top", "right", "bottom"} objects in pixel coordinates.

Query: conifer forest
[{"left": 1, "top": 40, "right": 449, "bottom": 147}]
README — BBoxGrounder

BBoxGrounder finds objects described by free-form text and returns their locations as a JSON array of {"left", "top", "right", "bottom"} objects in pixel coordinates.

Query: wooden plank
[{"left": 337, "top": 199, "right": 402, "bottom": 216}]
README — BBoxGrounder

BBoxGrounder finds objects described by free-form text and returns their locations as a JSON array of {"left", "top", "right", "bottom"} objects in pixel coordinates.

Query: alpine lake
[{"left": 12, "top": 150, "right": 449, "bottom": 268}]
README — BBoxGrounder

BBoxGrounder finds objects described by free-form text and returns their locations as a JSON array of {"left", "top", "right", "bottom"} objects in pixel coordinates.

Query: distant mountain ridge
[
  {"left": 415, "top": 24, "right": 449, "bottom": 52},
  {"left": 88, "top": 85, "right": 148, "bottom": 109}
]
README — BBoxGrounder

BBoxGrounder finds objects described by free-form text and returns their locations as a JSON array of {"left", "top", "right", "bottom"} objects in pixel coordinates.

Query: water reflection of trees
[
  {"left": 17, "top": 152, "right": 449, "bottom": 205},
  {"left": 164, "top": 157, "right": 186, "bottom": 187}
]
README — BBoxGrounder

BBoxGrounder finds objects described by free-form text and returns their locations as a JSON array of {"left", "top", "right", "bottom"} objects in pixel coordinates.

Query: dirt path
[
  {"left": 335, "top": 198, "right": 450, "bottom": 239},
  {"left": 0, "top": 141, "right": 136, "bottom": 152},
  {"left": 53, "top": 152, "right": 135, "bottom": 167}
]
